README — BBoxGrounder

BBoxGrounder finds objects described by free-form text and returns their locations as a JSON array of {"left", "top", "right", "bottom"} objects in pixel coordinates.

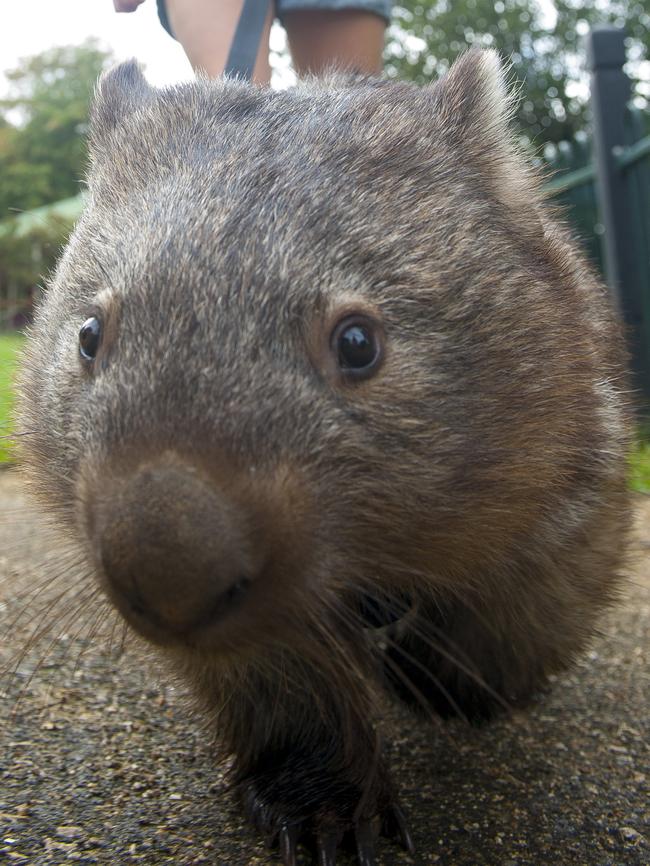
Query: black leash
[{"left": 224, "top": 0, "right": 273, "bottom": 80}]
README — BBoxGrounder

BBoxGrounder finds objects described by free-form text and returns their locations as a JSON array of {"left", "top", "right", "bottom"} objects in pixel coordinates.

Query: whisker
[
  {"left": 325, "top": 584, "right": 511, "bottom": 715},
  {"left": 380, "top": 650, "right": 441, "bottom": 725},
  {"left": 0, "top": 431, "right": 38, "bottom": 440},
  {"left": 380, "top": 632, "right": 470, "bottom": 722},
  {"left": 69, "top": 588, "right": 109, "bottom": 678},
  {"left": 7, "top": 579, "right": 101, "bottom": 713},
  {"left": 324, "top": 595, "right": 467, "bottom": 719},
  {"left": 1, "top": 553, "right": 89, "bottom": 638},
  {"left": 396, "top": 617, "right": 509, "bottom": 710},
  {"left": 117, "top": 619, "right": 130, "bottom": 655},
  {"left": 106, "top": 604, "right": 126, "bottom": 658}
]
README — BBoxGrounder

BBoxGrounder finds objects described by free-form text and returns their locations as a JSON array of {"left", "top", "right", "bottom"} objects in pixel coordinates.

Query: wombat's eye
[
  {"left": 79, "top": 317, "right": 102, "bottom": 362},
  {"left": 331, "top": 315, "right": 383, "bottom": 379}
]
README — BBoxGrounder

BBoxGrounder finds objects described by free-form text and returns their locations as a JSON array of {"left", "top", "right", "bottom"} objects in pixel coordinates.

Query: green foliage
[
  {"left": 0, "top": 213, "right": 76, "bottom": 330},
  {"left": 629, "top": 438, "right": 650, "bottom": 493},
  {"left": 0, "top": 40, "right": 113, "bottom": 218},
  {"left": 628, "top": 417, "right": 650, "bottom": 494},
  {"left": 0, "top": 214, "right": 73, "bottom": 286},
  {"left": 0, "top": 41, "right": 109, "bottom": 326},
  {"left": 0, "top": 333, "right": 24, "bottom": 463},
  {"left": 386, "top": 0, "right": 649, "bottom": 145}
]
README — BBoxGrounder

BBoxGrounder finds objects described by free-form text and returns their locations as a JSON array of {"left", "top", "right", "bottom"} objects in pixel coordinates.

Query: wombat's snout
[{"left": 88, "top": 459, "right": 261, "bottom": 642}]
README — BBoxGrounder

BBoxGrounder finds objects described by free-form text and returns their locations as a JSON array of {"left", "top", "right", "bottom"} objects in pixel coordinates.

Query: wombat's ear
[
  {"left": 433, "top": 49, "right": 542, "bottom": 236},
  {"left": 89, "top": 61, "right": 153, "bottom": 156}
]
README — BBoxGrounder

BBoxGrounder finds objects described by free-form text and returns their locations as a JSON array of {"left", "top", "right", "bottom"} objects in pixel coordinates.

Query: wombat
[{"left": 16, "top": 49, "right": 631, "bottom": 865}]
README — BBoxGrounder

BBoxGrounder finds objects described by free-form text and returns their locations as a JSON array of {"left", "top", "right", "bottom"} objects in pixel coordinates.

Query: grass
[
  {"left": 0, "top": 333, "right": 25, "bottom": 463},
  {"left": 0, "top": 328, "right": 648, "bottom": 492},
  {"left": 630, "top": 427, "right": 650, "bottom": 494}
]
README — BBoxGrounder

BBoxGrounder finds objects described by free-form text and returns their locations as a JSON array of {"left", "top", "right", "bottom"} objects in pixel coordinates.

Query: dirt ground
[{"left": 1, "top": 467, "right": 648, "bottom": 866}]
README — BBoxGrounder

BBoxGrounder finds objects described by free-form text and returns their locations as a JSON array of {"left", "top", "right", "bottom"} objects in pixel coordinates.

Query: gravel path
[{"left": 1, "top": 468, "right": 648, "bottom": 866}]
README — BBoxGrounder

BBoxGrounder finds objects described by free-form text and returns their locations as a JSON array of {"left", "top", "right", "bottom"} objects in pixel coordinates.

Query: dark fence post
[{"left": 587, "top": 27, "right": 648, "bottom": 403}]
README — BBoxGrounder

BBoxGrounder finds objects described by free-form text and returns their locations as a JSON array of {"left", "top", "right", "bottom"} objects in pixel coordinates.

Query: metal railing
[{"left": 544, "top": 27, "right": 649, "bottom": 403}]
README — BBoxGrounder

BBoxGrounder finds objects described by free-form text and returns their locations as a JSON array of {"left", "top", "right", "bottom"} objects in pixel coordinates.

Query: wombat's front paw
[{"left": 237, "top": 755, "right": 414, "bottom": 865}]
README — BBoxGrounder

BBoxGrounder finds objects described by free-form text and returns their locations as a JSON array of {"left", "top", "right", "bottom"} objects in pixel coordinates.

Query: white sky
[
  {"left": 1, "top": 0, "right": 294, "bottom": 92},
  {"left": 3, "top": 0, "right": 193, "bottom": 88},
  {"left": 2, "top": 1, "right": 645, "bottom": 102}
]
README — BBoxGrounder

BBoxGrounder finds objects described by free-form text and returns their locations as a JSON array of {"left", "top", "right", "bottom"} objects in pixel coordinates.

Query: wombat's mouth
[{"left": 124, "top": 573, "right": 254, "bottom": 639}]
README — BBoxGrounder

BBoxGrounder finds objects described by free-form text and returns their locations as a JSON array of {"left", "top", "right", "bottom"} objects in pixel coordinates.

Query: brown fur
[{"left": 16, "top": 50, "right": 631, "bottom": 862}]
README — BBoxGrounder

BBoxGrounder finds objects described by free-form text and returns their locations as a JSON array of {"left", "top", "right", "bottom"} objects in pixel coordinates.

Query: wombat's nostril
[
  {"left": 201, "top": 575, "right": 253, "bottom": 626},
  {"left": 129, "top": 596, "right": 146, "bottom": 619},
  {"left": 223, "top": 576, "right": 252, "bottom": 607}
]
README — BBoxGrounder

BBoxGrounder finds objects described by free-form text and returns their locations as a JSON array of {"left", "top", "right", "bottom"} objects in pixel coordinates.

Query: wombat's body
[{"left": 17, "top": 51, "right": 631, "bottom": 864}]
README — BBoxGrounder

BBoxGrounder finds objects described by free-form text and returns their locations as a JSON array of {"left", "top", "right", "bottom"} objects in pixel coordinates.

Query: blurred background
[{"left": 0, "top": 0, "right": 648, "bottom": 482}]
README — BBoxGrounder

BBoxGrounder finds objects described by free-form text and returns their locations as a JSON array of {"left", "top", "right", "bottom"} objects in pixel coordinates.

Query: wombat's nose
[{"left": 91, "top": 460, "right": 259, "bottom": 635}]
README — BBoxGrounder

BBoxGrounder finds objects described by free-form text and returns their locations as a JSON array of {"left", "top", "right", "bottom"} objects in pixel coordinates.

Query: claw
[
  {"left": 243, "top": 787, "right": 276, "bottom": 841},
  {"left": 355, "top": 819, "right": 377, "bottom": 866},
  {"left": 385, "top": 802, "right": 415, "bottom": 854},
  {"left": 317, "top": 830, "right": 338, "bottom": 866},
  {"left": 280, "top": 823, "right": 299, "bottom": 866}
]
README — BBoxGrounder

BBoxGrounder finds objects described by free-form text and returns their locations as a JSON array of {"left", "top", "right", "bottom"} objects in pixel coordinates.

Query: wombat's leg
[
  {"left": 382, "top": 602, "right": 532, "bottom": 722},
  {"left": 210, "top": 663, "right": 414, "bottom": 864},
  {"left": 238, "top": 737, "right": 413, "bottom": 865}
]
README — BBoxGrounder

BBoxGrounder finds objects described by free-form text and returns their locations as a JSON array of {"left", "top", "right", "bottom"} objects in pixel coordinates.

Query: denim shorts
[{"left": 156, "top": 0, "right": 392, "bottom": 38}]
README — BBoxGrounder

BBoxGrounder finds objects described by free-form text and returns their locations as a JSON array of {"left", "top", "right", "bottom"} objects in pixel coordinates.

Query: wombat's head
[{"left": 16, "top": 52, "right": 605, "bottom": 660}]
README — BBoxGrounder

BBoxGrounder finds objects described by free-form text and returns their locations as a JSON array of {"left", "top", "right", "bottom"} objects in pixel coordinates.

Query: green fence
[
  {"left": 544, "top": 138, "right": 602, "bottom": 273},
  {"left": 623, "top": 107, "right": 650, "bottom": 380},
  {"left": 544, "top": 104, "right": 650, "bottom": 302},
  {"left": 544, "top": 28, "right": 650, "bottom": 405}
]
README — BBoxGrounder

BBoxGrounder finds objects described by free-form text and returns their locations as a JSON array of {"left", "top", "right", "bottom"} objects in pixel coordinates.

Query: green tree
[
  {"left": 0, "top": 40, "right": 113, "bottom": 217},
  {"left": 385, "top": 0, "right": 650, "bottom": 146}
]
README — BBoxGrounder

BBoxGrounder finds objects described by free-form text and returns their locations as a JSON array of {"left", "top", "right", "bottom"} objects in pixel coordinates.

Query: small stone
[
  {"left": 619, "top": 826, "right": 644, "bottom": 844},
  {"left": 56, "top": 826, "right": 82, "bottom": 841}
]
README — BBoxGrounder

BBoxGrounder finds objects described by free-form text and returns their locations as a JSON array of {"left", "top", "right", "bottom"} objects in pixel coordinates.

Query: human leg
[
  {"left": 162, "top": 0, "right": 273, "bottom": 83},
  {"left": 281, "top": 7, "right": 388, "bottom": 76}
]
